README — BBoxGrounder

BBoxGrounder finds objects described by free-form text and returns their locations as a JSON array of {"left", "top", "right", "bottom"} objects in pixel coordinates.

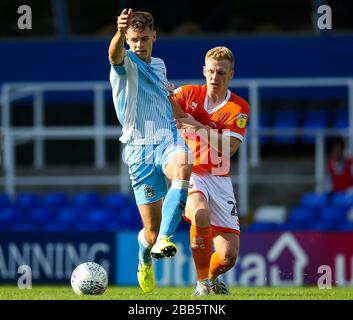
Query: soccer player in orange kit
[{"left": 170, "top": 46, "right": 250, "bottom": 296}]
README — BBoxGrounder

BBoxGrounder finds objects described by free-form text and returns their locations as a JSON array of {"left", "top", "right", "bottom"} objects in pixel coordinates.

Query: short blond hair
[{"left": 205, "top": 46, "right": 235, "bottom": 68}]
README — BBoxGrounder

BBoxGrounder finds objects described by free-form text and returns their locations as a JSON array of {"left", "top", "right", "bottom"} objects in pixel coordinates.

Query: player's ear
[
  {"left": 203, "top": 66, "right": 207, "bottom": 77},
  {"left": 152, "top": 30, "right": 156, "bottom": 42},
  {"left": 230, "top": 69, "right": 234, "bottom": 79},
  {"left": 125, "top": 32, "right": 130, "bottom": 46}
]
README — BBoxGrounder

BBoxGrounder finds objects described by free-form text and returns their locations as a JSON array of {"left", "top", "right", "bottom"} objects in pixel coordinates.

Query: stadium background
[{"left": 1, "top": 0, "right": 353, "bottom": 288}]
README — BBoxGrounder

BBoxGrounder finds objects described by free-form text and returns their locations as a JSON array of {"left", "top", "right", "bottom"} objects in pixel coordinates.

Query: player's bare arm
[
  {"left": 167, "top": 82, "right": 187, "bottom": 119},
  {"left": 224, "top": 136, "right": 241, "bottom": 157},
  {"left": 172, "top": 101, "right": 216, "bottom": 142},
  {"left": 108, "top": 8, "right": 133, "bottom": 65},
  {"left": 169, "top": 91, "right": 208, "bottom": 126},
  {"left": 207, "top": 132, "right": 241, "bottom": 157},
  {"left": 169, "top": 98, "right": 187, "bottom": 119},
  {"left": 177, "top": 115, "right": 241, "bottom": 157},
  {"left": 175, "top": 114, "right": 206, "bottom": 130}
]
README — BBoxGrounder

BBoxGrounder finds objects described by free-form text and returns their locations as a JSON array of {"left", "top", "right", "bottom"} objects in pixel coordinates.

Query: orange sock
[
  {"left": 209, "top": 252, "right": 233, "bottom": 280},
  {"left": 190, "top": 224, "right": 212, "bottom": 281}
]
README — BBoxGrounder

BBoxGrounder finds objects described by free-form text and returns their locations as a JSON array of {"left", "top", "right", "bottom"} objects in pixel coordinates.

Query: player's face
[
  {"left": 126, "top": 27, "right": 156, "bottom": 63},
  {"left": 203, "top": 59, "right": 234, "bottom": 95}
]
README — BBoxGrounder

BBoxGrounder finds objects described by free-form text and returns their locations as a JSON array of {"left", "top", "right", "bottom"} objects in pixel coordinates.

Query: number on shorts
[{"left": 227, "top": 200, "right": 237, "bottom": 216}]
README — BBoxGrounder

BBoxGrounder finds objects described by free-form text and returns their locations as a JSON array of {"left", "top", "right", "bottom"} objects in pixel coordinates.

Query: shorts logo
[
  {"left": 144, "top": 185, "right": 155, "bottom": 199},
  {"left": 236, "top": 113, "right": 247, "bottom": 129}
]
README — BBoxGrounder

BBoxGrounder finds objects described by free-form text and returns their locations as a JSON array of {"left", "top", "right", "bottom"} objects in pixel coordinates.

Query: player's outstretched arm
[
  {"left": 166, "top": 82, "right": 187, "bottom": 119},
  {"left": 169, "top": 97, "right": 187, "bottom": 119},
  {"left": 175, "top": 114, "right": 206, "bottom": 130},
  {"left": 108, "top": 8, "right": 132, "bottom": 65}
]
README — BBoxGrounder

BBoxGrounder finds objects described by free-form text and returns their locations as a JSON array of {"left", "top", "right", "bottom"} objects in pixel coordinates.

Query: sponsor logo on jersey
[{"left": 189, "top": 102, "right": 198, "bottom": 110}]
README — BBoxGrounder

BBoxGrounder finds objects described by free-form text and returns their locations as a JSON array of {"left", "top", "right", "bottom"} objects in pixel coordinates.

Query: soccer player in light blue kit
[{"left": 108, "top": 9, "right": 192, "bottom": 293}]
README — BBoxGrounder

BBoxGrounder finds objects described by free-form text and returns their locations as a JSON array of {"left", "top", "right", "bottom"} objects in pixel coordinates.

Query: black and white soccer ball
[{"left": 71, "top": 262, "right": 108, "bottom": 295}]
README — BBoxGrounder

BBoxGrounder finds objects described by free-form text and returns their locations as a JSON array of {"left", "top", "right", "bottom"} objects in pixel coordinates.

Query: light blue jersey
[
  {"left": 109, "top": 50, "right": 190, "bottom": 205},
  {"left": 110, "top": 50, "right": 177, "bottom": 145}
]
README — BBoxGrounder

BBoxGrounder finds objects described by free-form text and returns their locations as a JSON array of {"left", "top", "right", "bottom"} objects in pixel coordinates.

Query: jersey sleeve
[
  {"left": 170, "top": 85, "right": 189, "bottom": 112},
  {"left": 159, "top": 59, "right": 168, "bottom": 79},
  {"left": 157, "top": 58, "right": 170, "bottom": 94},
  {"left": 110, "top": 51, "right": 135, "bottom": 75},
  {"left": 223, "top": 100, "right": 250, "bottom": 142}
]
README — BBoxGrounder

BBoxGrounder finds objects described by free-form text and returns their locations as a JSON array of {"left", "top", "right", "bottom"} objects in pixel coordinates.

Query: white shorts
[{"left": 185, "top": 172, "right": 240, "bottom": 234}]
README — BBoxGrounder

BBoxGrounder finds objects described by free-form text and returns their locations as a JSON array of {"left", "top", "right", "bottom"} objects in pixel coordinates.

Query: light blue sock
[
  {"left": 158, "top": 180, "right": 189, "bottom": 238},
  {"left": 138, "top": 229, "right": 152, "bottom": 265}
]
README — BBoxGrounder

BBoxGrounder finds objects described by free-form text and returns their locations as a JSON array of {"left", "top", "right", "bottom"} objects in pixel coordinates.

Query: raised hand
[
  {"left": 167, "top": 82, "right": 176, "bottom": 96},
  {"left": 117, "top": 8, "right": 133, "bottom": 32}
]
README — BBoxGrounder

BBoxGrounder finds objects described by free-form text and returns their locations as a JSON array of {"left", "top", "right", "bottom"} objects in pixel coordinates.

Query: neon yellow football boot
[
  {"left": 137, "top": 262, "right": 155, "bottom": 293},
  {"left": 150, "top": 236, "right": 177, "bottom": 259}
]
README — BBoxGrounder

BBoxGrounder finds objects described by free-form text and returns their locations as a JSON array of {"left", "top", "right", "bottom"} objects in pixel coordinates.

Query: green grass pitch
[{"left": 1, "top": 285, "right": 353, "bottom": 300}]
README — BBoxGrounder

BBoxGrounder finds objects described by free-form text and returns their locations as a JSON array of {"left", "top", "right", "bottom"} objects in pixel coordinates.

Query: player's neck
[{"left": 206, "top": 90, "right": 228, "bottom": 108}]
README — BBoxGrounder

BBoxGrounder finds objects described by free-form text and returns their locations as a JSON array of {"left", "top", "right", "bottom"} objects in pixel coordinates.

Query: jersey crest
[{"left": 236, "top": 113, "right": 248, "bottom": 129}]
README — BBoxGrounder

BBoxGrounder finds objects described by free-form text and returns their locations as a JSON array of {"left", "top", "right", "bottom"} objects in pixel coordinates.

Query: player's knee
[
  {"left": 173, "top": 164, "right": 192, "bottom": 180},
  {"left": 194, "top": 209, "right": 211, "bottom": 227},
  {"left": 220, "top": 250, "right": 237, "bottom": 267}
]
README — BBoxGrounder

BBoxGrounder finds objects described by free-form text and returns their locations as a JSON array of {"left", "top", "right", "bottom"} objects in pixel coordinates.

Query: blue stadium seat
[
  {"left": 11, "top": 223, "right": 39, "bottom": 232},
  {"left": 72, "top": 192, "right": 100, "bottom": 210},
  {"left": 0, "top": 193, "right": 11, "bottom": 210},
  {"left": 103, "top": 222, "right": 125, "bottom": 231},
  {"left": 117, "top": 206, "right": 141, "bottom": 230},
  {"left": 331, "top": 192, "right": 353, "bottom": 213},
  {"left": 0, "top": 223, "right": 12, "bottom": 231},
  {"left": 103, "top": 193, "right": 140, "bottom": 229},
  {"left": 28, "top": 207, "right": 54, "bottom": 224},
  {"left": 15, "top": 192, "right": 40, "bottom": 210},
  {"left": 276, "top": 222, "right": 303, "bottom": 231},
  {"left": 103, "top": 193, "right": 131, "bottom": 210},
  {"left": 42, "top": 222, "right": 71, "bottom": 232},
  {"left": 339, "top": 222, "right": 353, "bottom": 232},
  {"left": 272, "top": 110, "right": 299, "bottom": 144},
  {"left": 57, "top": 207, "right": 82, "bottom": 224},
  {"left": 247, "top": 222, "right": 280, "bottom": 232},
  {"left": 286, "top": 207, "right": 316, "bottom": 230},
  {"left": 316, "top": 207, "right": 343, "bottom": 231},
  {"left": 87, "top": 208, "right": 115, "bottom": 224},
  {"left": 333, "top": 108, "right": 348, "bottom": 129},
  {"left": 41, "top": 192, "right": 69, "bottom": 211},
  {"left": 298, "top": 192, "right": 327, "bottom": 220},
  {"left": 0, "top": 206, "right": 23, "bottom": 224},
  {"left": 300, "top": 192, "right": 327, "bottom": 207},
  {"left": 301, "top": 110, "right": 329, "bottom": 143},
  {"left": 74, "top": 222, "right": 102, "bottom": 232}
]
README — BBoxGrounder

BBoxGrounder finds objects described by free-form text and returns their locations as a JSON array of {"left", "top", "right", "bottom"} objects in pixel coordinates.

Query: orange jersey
[{"left": 172, "top": 84, "right": 250, "bottom": 176}]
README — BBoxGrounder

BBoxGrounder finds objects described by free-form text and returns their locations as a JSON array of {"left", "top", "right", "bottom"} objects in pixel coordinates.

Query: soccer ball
[{"left": 70, "top": 262, "right": 108, "bottom": 295}]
